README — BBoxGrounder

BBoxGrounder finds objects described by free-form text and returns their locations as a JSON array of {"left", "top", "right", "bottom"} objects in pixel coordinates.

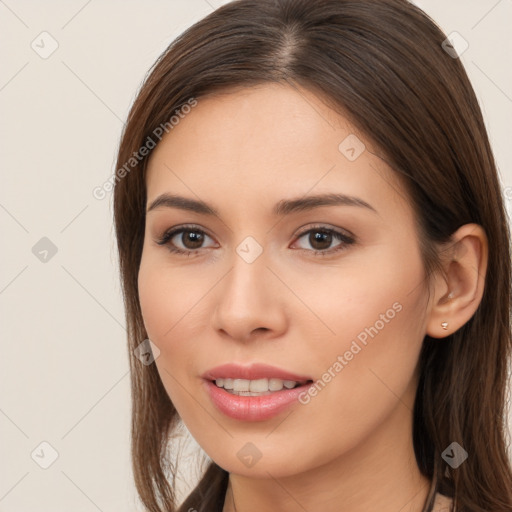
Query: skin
[{"left": 138, "top": 83, "right": 487, "bottom": 512}]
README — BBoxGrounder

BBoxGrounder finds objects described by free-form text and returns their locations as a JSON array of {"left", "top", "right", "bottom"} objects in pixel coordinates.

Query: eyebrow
[{"left": 146, "top": 192, "right": 377, "bottom": 216}]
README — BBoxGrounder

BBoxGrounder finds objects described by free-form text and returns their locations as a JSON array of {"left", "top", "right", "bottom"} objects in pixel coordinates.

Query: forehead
[
  {"left": 145, "top": 83, "right": 410, "bottom": 219},
  {"left": 149, "top": 83, "right": 354, "bottom": 168}
]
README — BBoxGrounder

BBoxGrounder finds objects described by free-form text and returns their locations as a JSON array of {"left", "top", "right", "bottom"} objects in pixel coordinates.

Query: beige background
[{"left": 0, "top": 0, "right": 511, "bottom": 510}]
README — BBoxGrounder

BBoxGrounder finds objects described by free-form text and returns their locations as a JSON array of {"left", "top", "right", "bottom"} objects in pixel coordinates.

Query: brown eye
[
  {"left": 177, "top": 230, "right": 205, "bottom": 249},
  {"left": 308, "top": 231, "right": 333, "bottom": 251},
  {"left": 156, "top": 226, "right": 217, "bottom": 255},
  {"left": 292, "top": 226, "right": 355, "bottom": 256}
]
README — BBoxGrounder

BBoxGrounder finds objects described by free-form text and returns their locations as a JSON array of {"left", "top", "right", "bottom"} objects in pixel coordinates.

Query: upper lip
[{"left": 202, "top": 363, "right": 313, "bottom": 382}]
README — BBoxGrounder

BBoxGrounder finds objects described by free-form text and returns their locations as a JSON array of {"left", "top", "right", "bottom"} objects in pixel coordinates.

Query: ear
[{"left": 426, "top": 223, "right": 488, "bottom": 339}]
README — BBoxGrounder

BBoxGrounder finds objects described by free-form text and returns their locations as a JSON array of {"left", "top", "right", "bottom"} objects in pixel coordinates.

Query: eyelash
[{"left": 155, "top": 224, "right": 356, "bottom": 257}]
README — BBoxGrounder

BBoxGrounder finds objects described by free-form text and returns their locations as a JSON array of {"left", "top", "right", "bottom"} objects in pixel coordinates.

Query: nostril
[{"left": 251, "top": 327, "right": 270, "bottom": 335}]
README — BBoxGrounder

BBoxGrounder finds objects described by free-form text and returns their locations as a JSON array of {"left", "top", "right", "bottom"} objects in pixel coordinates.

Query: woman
[{"left": 113, "top": 0, "right": 512, "bottom": 510}]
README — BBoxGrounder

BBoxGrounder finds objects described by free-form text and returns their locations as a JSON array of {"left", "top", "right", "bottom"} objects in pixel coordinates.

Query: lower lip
[{"left": 203, "top": 380, "right": 312, "bottom": 421}]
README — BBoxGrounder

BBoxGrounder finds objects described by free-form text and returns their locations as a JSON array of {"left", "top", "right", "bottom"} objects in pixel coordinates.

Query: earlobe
[{"left": 426, "top": 223, "right": 488, "bottom": 339}]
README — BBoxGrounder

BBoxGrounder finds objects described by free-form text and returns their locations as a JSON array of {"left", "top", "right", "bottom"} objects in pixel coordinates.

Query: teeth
[
  {"left": 214, "top": 378, "right": 303, "bottom": 393},
  {"left": 269, "top": 378, "right": 284, "bottom": 391},
  {"left": 233, "top": 379, "right": 250, "bottom": 392},
  {"left": 249, "top": 378, "right": 268, "bottom": 392}
]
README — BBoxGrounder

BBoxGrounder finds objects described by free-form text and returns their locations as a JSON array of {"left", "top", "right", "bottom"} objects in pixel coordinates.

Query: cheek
[
  {"left": 137, "top": 251, "right": 218, "bottom": 391},
  {"left": 137, "top": 251, "right": 210, "bottom": 341},
  {"left": 137, "top": 255, "right": 200, "bottom": 411},
  {"left": 293, "top": 246, "right": 428, "bottom": 414},
  {"left": 137, "top": 264, "right": 170, "bottom": 343},
  {"left": 284, "top": 243, "right": 427, "bottom": 357}
]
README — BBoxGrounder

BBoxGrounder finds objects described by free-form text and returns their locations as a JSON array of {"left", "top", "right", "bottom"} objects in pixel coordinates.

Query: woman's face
[{"left": 138, "top": 83, "right": 434, "bottom": 478}]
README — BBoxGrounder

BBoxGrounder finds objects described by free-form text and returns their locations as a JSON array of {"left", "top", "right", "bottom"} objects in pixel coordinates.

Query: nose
[{"left": 211, "top": 250, "right": 288, "bottom": 343}]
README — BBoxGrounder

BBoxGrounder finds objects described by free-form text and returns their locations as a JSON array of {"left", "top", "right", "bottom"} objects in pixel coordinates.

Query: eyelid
[{"left": 293, "top": 223, "right": 355, "bottom": 240}]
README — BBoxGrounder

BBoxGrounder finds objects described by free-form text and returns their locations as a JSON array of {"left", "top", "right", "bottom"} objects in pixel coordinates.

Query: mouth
[
  {"left": 210, "top": 377, "right": 312, "bottom": 396},
  {"left": 201, "top": 363, "right": 315, "bottom": 421},
  {"left": 203, "top": 378, "right": 314, "bottom": 421}
]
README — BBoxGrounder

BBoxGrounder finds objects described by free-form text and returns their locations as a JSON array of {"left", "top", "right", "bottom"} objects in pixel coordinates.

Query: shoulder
[{"left": 433, "top": 492, "right": 454, "bottom": 511}]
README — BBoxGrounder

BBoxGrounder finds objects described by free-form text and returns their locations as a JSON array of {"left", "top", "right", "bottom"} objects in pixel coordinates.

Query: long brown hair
[{"left": 113, "top": 1, "right": 512, "bottom": 510}]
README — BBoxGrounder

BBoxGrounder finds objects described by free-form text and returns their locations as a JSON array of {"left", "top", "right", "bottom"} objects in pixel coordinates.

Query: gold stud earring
[{"left": 441, "top": 322, "right": 449, "bottom": 330}]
